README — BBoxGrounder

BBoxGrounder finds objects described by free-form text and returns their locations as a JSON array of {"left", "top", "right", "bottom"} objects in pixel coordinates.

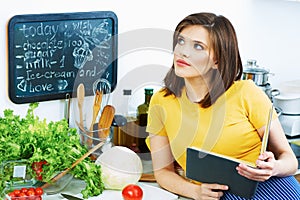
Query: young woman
[{"left": 146, "top": 12, "right": 300, "bottom": 200}]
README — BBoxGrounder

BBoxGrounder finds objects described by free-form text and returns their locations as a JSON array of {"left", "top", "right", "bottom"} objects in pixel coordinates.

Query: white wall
[{"left": 1, "top": 0, "right": 299, "bottom": 127}]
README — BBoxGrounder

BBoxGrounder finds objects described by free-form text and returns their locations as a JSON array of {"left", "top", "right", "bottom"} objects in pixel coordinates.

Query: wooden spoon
[
  {"left": 77, "top": 83, "right": 85, "bottom": 128},
  {"left": 77, "top": 84, "right": 85, "bottom": 142},
  {"left": 98, "top": 105, "right": 115, "bottom": 139}
]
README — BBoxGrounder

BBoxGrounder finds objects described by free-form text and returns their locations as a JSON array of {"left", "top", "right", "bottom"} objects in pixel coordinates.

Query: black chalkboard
[{"left": 8, "top": 11, "right": 118, "bottom": 104}]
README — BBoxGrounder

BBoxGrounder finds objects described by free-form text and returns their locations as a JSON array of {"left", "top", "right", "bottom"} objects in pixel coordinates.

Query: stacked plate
[{"left": 274, "top": 92, "right": 300, "bottom": 137}]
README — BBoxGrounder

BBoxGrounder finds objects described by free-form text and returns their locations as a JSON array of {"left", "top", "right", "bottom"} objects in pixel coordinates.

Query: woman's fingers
[
  {"left": 200, "top": 183, "right": 228, "bottom": 199},
  {"left": 236, "top": 163, "right": 273, "bottom": 181}
]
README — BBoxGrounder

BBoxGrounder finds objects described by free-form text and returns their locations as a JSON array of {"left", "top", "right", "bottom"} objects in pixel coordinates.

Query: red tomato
[
  {"left": 13, "top": 189, "right": 21, "bottom": 196},
  {"left": 27, "top": 189, "right": 35, "bottom": 196},
  {"left": 8, "top": 191, "right": 16, "bottom": 197},
  {"left": 35, "top": 168, "right": 44, "bottom": 180},
  {"left": 122, "top": 184, "right": 143, "bottom": 200},
  {"left": 18, "top": 192, "right": 27, "bottom": 200},
  {"left": 19, "top": 192, "right": 27, "bottom": 196},
  {"left": 27, "top": 188, "right": 35, "bottom": 194},
  {"left": 32, "top": 162, "right": 42, "bottom": 171},
  {"left": 20, "top": 188, "right": 28, "bottom": 194},
  {"left": 32, "top": 160, "right": 48, "bottom": 180},
  {"left": 35, "top": 187, "right": 44, "bottom": 196}
]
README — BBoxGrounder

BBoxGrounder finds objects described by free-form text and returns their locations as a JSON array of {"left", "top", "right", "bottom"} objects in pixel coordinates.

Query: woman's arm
[
  {"left": 237, "top": 118, "right": 298, "bottom": 181},
  {"left": 265, "top": 118, "right": 298, "bottom": 176},
  {"left": 149, "top": 133, "right": 228, "bottom": 200}
]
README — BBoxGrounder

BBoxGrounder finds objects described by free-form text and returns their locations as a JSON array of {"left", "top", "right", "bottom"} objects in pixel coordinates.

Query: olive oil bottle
[{"left": 136, "top": 88, "right": 153, "bottom": 158}]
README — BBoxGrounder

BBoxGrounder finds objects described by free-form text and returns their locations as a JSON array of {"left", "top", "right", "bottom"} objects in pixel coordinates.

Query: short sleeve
[{"left": 242, "top": 80, "right": 278, "bottom": 130}]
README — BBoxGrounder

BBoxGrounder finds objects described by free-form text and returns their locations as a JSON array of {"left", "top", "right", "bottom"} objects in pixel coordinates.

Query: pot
[
  {"left": 257, "top": 83, "right": 273, "bottom": 100},
  {"left": 242, "top": 60, "right": 271, "bottom": 86},
  {"left": 278, "top": 114, "right": 300, "bottom": 137},
  {"left": 273, "top": 93, "right": 300, "bottom": 115}
]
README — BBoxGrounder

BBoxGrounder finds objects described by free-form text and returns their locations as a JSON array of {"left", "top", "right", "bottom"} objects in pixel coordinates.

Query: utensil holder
[
  {"left": 77, "top": 122, "right": 113, "bottom": 159},
  {"left": 73, "top": 78, "right": 113, "bottom": 159}
]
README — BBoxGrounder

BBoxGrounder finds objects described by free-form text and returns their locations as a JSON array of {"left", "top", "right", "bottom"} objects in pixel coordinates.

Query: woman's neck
[{"left": 184, "top": 77, "right": 210, "bottom": 102}]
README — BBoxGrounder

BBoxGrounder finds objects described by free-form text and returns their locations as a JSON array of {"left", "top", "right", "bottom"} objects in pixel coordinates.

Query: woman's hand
[
  {"left": 193, "top": 183, "right": 228, "bottom": 200},
  {"left": 236, "top": 151, "right": 275, "bottom": 182}
]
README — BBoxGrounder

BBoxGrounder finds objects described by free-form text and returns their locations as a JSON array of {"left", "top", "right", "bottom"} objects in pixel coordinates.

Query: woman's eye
[
  {"left": 177, "top": 38, "right": 185, "bottom": 45},
  {"left": 194, "top": 43, "right": 203, "bottom": 50}
]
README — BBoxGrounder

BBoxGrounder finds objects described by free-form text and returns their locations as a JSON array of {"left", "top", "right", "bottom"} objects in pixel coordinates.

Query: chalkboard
[{"left": 8, "top": 11, "right": 118, "bottom": 104}]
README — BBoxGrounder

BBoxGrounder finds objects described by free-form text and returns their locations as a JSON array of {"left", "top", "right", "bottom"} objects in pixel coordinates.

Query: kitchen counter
[{"left": 43, "top": 178, "right": 191, "bottom": 200}]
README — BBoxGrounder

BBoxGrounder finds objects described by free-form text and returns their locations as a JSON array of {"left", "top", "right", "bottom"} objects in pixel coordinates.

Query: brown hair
[{"left": 163, "top": 12, "right": 243, "bottom": 108}]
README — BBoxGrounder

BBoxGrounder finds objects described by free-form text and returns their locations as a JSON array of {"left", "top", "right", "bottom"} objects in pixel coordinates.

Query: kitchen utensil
[
  {"left": 97, "top": 105, "right": 115, "bottom": 139},
  {"left": 64, "top": 93, "right": 71, "bottom": 124},
  {"left": 242, "top": 60, "right": 272, "bottom": 86},
  {"left": 61, "top": 193, "right": 83, "bottom": 200},
  {"left": 41, "top": 140, "right": 105, "bottom": 189},
  {"left": 260, "top": 105, "right": 274, "bottom": 155},
  {"left": 93, "top": 78, "right": 111, "bottom": 105},
  {"left": 87, "top": 90, "right": 103, "bottom": 146},
  {"left": 273, "top": 92, "right": 300, "bottom": 115},
  {"left": 77, "top": 84, "right": 85, "bottom": 128},
  {"left": 279, "top": 114, "right": 300, "bottom": 137},
  {"left": 89, "top": 90, "right": 103, "bottom": 130}
]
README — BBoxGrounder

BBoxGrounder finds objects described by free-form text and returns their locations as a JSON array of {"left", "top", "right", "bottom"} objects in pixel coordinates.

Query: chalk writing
[{"left": 8, "top": 11, "right": 117, "bottom": 103}]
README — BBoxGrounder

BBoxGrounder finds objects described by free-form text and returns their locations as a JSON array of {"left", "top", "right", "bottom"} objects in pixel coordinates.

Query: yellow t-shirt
[{"left": 146, "top": 80, "right": 277, "bottom": 171}]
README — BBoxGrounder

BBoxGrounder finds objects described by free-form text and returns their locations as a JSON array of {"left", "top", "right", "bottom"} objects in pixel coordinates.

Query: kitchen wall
[{"left": 1, "top": 0, "right": 299, "bottom": 126}]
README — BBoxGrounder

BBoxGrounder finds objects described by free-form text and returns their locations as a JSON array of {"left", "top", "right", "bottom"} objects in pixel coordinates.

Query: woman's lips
[{"left": 176, "top": 59, "right": 190, "bottom": 67}]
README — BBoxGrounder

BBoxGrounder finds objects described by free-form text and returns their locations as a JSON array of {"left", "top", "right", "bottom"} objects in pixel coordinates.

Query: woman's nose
[{"left": 175, "top": 45, "right": 190, "bottom": 58}]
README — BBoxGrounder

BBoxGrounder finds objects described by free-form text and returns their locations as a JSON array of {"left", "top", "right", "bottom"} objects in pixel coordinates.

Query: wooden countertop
[{"left": 295, "top": 173, "right": 300, "bottom": 183}]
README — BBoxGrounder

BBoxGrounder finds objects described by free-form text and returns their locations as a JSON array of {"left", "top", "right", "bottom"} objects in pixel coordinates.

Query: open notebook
[{"left": 186, "top": 106, "right": 273, "bottom": 199}]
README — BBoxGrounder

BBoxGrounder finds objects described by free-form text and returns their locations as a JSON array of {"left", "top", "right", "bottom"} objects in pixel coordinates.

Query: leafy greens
[{"left": 0, "top": 103, "right": 104, "bottom": 198}]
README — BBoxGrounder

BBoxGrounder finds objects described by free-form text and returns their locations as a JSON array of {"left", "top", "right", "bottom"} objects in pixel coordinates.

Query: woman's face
[{"left": 173, "top": 25, "right": 217, "bottom": 79}]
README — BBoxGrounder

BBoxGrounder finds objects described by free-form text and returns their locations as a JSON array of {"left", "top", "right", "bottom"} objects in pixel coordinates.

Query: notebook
[
  {"left": 185, "top": 106, "right": 274, "bottom": 199},
  {"left": 186, "top": 147, "right": 258, "bottom": 199}
]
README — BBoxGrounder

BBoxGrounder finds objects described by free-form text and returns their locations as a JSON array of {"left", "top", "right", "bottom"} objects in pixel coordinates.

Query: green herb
[{"left": 0, "top": 103, "right": 104, "bottom": 198}]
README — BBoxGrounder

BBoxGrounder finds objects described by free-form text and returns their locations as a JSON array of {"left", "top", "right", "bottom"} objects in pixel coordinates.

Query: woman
[{"left": 146, "top": 12, "right": 300, "bottom": 200}]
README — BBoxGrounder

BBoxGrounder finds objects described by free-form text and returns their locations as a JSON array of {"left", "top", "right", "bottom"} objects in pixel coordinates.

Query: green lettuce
[{"left": 0, "top": 103, "right": 104, "bottom": 198}]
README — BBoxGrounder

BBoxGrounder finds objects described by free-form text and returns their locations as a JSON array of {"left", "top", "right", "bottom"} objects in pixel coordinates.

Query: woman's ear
[{"left": 212, "top": 60, "right": 218, "bottom": 69}]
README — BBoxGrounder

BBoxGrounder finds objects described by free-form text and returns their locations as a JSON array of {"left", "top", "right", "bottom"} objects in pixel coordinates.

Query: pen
[{"left": 260, "top": 105, "right": 274, "bottom": 155}]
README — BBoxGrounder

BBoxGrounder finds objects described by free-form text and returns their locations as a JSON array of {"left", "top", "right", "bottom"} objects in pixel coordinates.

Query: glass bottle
[
  {"left": 136, "top": 88, "right": 153, "bottom": 158},
  {"left": 114, "top": 89, "right": 140, "bottom": 152},
  {"left": 113, "top": 89, "right": 129, "bottom": 146},
  {"left": 122, "top": 89, "right": 132, "bottom": 116}
]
